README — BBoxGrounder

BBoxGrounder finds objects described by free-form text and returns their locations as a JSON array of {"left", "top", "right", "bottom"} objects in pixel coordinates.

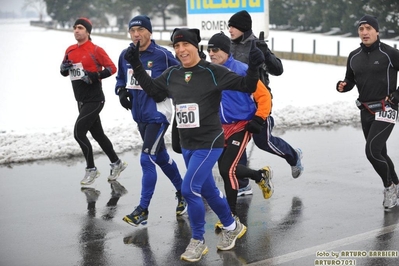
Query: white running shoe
[
  {"left": 80, "top": 167, "right": 100, "bottom": 185},
  {"left": 383, "top": 184, "right": 397, "bottom": 209},
  {"left": 108, "top": 160, "right": 127, "bottom": 181},
  {"left": 180, "top": 238, "right": 208, "bottom": 262}
]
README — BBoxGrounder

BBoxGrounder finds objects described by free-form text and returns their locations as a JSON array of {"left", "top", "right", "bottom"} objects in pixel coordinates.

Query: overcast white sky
[{"left": 0, "top": 0, "right": 24, "bottom": 13}]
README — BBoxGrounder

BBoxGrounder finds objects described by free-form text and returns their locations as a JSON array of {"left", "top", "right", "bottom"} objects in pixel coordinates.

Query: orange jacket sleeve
[{"left": 253, "top": 81, "right": 272, "bottom": 120}]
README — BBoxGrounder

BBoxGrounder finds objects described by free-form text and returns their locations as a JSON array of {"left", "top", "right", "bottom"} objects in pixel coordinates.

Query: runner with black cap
[
  {"left": 337, "top": 14, "right": 399, "bottom": 210},
  {"left": 123, "top": 27, "right": 265, "bottom": 262}
]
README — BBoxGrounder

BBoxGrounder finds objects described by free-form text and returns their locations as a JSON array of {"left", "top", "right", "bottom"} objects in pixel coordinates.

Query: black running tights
[{"left": 74, "top": 101, "right": 119, "bottom": 168}]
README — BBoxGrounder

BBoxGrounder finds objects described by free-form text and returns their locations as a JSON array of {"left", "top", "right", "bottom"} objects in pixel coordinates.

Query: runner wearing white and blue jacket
[{"left": 115, "top": 15, "right": 186, "bottom": 227}]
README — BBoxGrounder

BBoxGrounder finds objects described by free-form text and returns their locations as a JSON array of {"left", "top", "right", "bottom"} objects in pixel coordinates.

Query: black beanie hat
[
  {"left": 171, "top": 28, "right": 201, "bottom": 48},
  {"left": 74, "top": 18, "right": 92, "bottom": 34},
  {"left": 128, "top": 15, "right": 152, "bottom": 33},
  {"left": 358, "top": 15, "right": 379, "bottom": 32},
  {"left": 208, "top": 31, "right": 231, "bottom": 55},
  {"left": 228, "top": 10, "right": 252, "bottom": 32}
]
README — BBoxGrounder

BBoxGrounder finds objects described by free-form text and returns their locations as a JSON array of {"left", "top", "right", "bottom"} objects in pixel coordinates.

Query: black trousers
[
  {"left": 361, "top": 110, "right": 398, "bottom": 187},
  {"left": 74, "top": 101, "right": 118, "bottom": 168},
  {"left": 218, "top": 130, "right": 261, "bottom": 215}
]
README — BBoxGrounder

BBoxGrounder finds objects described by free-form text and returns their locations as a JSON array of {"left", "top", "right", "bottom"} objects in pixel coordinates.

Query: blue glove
[{"left": 81, "top": 70, "right": 99, "bottom": 84}]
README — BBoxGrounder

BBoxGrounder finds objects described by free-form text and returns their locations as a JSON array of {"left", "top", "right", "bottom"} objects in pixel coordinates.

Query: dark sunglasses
[{"left": 207, "top": 47, "right": 220, "bottom": 53}]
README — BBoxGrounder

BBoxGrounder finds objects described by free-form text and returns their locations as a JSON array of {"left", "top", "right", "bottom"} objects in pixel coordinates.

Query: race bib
[
  {"left": 69, "top": 63, "right": 85, "bottom": 81},
  {"left": 175, "top": 103, "right": 200, "bottom": 128},
  {"left": 375, "top": 107, "right": 397, "bottom": 124},
  {"left": 126, "top": 69, "right": 152, "bottom": 89}
]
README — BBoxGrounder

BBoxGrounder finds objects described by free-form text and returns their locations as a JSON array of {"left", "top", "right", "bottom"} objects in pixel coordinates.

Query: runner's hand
[
  {"left": 124, "top": 41, "right": 141, "bottom": 69},
  {"left": 256, "top": 31, "right": 269, "bottom": 56},
  {"left": 118, "top": 87, "right": 132, "bottom": 110},
  {"left": 248, "top": 41, "right": 265, "bottom": 70},
  {"left": 388, "top": 90, "right": 399, "bottom": 105},
  {"left": 60, "top": 60, "right": 73, "bottom": 72},
  {"left": 81, "top": 70, "right": 99, "bottom": 84},
  {"left": 245, "top": 115, "right": 265, "bottom": 134}
]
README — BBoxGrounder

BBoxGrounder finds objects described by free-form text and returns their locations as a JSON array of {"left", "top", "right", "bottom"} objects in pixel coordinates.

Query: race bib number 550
[
  {"left": 175, "top": 103, "right": 199, "bottom": 128},
  {"left": 375, "top": 107, "right": 397, "bottom": 124}
]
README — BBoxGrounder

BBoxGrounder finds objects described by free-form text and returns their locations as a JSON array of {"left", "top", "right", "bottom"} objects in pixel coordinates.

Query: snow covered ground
[{"left": 0, "top": 19, "right": 398, "bottom": 164}]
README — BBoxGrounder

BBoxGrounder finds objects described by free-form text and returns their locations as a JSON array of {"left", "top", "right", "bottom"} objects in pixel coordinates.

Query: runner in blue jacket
[
  {"left": 115, "top": 15, "right": 186, "bottom": 226},
  {"left": 208, "top": 32, "right": 273, "bottom": 229}
]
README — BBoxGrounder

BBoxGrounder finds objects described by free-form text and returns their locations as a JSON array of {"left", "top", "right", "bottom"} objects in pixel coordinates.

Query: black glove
[
  {"left": 388, "top": 90, "right": 399, "bottom": 105},
  {"left": 245, "top": 115, "right": 265, "bottom": 134},
  {"left": 171, "top": 116, "right": 182, "bottom": 154},
  {"left": 118, "top": 87, "right": 132, "bottom": 110},
  {"left": 81, "top": 70, "right": 99, "bottom": 84},
  {"left": 60, "top": 59, "right": 73, "bottom": 72},
  {"left": 248, "top": 40, "right": 265, "bottom": 70},
  {"left": 199, "top": 45, "right": 206, "bottom": 60},
  {"left": 256, "top": 31, "right": 269, "bottom": 56},
  {"left": 124, "top": 42, "right": 141, "bottom": 69}
]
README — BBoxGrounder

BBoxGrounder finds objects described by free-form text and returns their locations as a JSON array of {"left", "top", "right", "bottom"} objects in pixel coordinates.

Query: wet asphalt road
[{"left": 0, "top": 125, "right": 399, "bottom": 266}]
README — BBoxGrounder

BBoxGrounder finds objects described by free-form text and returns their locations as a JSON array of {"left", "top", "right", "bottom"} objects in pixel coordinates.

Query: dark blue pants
[{"left": 239, "top": 116, "right": 297, "bottom": 188}]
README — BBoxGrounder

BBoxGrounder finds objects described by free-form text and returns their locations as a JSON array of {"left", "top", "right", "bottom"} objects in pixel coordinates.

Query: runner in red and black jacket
[{"left": 60, "top": 18, "right": 127, "bottom": 186}]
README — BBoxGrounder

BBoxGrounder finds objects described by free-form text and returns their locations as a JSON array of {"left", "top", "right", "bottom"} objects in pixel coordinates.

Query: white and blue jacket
[{"left": 115, "top": 40, "right": 180, "bottom": 124}]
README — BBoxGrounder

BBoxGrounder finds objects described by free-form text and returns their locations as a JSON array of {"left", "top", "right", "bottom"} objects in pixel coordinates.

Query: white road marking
[{"left": 247, "top": 223, "right": 399, "bottom": 265}]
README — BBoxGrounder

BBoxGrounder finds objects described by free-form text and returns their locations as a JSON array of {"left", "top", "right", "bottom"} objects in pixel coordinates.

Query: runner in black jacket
[
  {"left": 123, "top": 27, "right": 265, "bottom": 262},
  {"left": 337, "top": 15, "right": 399, "bottom": 210}
]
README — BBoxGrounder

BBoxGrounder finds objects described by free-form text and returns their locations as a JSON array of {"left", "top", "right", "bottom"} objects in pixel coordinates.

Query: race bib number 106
[
  {"left": 176, "top": 103, "right": 200, "bottom": 128},
  {"left": 69, "top": 63, "right": 85, "bottom": 81}
]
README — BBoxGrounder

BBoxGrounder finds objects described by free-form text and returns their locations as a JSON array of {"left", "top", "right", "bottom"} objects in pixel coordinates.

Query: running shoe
[
  {"left": 108, "top": 160, "right": 128, "bottom": 181},
  {"left": 80, "top": 167, "right": 100, "bottom": 185},
  {"left": 180, "top": 238, "right": 208, "bottom": 262},
  {"left": 291, "top": 148, "right": 304, "bottom": 178},
  {"left": 237, "top": 184, "right": 253, "bottom": 197},
  {"left": 217, "top": 219, "right": 247, "bottom": 250},
  {"left": 175, "top": 191, "right": 188, "bottom": 216},
  {"left": 383, "top": 184, "right": 397, "bottom": 209},
  {"left": 215, "top": 214, "right": 241, "bottom": 231},
  {"left": 123, "top": 206, "right": 149, "bottom": 226},
  {"left": 257, "top": 166, "right": 274, "bottom": 199}
]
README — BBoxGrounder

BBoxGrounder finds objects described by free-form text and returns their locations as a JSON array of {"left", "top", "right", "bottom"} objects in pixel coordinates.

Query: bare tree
[{"left": 23, "top": 0, "right": 47, "bottom": 21}]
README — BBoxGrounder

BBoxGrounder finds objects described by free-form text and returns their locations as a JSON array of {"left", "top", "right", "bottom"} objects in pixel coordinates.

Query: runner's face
[
  {"left": 73, "top": 24, "right": 89, "bottom": 43},
  {"left": 358, "top": 24, "right": 379, "bottom": 47},
  {"left": 173, "top": 42, "right": 200, "bottom": 68},
  {"left": 208, "top": 48, "right": 228, "bottom": 65},
  {"left": 228, "top": 26, "right": 243, "bottom": 40},
  {"left": 129, "top": 26, "right": 152, "bottom": 51}
]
